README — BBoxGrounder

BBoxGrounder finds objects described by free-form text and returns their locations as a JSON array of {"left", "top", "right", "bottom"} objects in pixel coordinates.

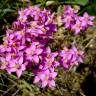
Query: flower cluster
[
  {"left": 33, "top": 47, "right": 59, "bottom": 88},
  {"left": 34, "top": 67, "right": 57, "bottom": 88},
  {"left": 0, "top": 6, "right": 58, "bottom": 88},
  {"left": 59, "top": 46, "right": 83, "bottom": 69},
  {"left": 0, "top": 6, "right": 84, "bottom": 88},
  {"left": 62, "top": 5, "right": 95, "bottom": 34},
  {"left": 17, "top": 6, "right": 57, "bottom": 38}
]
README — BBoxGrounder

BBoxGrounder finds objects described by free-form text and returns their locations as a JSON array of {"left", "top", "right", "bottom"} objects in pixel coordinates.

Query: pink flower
[
  {"left": 72, "top": 20, "right": 82, "bottom": 34},
  {"left": 80, "top": 12, "right": 95, "bottom": 26},
  {"left": 7, "top": 56, "right": 27, "bottom": 78},
  {"left": 34, "top": 69, "right": 57, "bottom": 88},
  {"left": 62, "top": 5, "right": 95, "bottom": 34},
  {"left": 25, "top": 42, "right": 43, "bottom": 63},
  {"left": 39, "top": 47, "right": 59, "bottom": 70},
  {"left": 59, "top": 46, "right": 83, "bottom": 69},
  {"left": 0, "top": 57, "right": 9, "bottom": 70}
]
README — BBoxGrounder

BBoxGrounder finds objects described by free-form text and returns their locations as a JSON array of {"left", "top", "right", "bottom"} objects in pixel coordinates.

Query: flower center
[
  {"left": 12, "top": 43, "right": 16, "bottom": 47},
  {"left": 64, "top": 59, "right": 68, "bottom": 63},
  {"left": 20, "top": 31, "right": 25, "bottom": 35},
  {"left": 15, "top": 64, "right": 20, "bottom": 69},
  {"left": 42, "top": 27, "right": 47, "bottom": 32},
  {"left": 48, "top": 60, "right": 53, "bottom": 65},
  {"left": 76, "top": 51, "right": 79, "bottom": 55},
  {"left": 47, "top": 54, "right": 51, "bottom": 58},
  {"left": 3, "top": 42, "right": 7, "bottom": 46},
  {"left": 45, "top": 75, "right": 49, "bottom": 80},
  {"left": 12, "top": 53, "right": 16, "bottom": 57}
]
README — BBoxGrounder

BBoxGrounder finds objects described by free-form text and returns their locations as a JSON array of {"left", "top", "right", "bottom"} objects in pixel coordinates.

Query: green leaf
[
  {"left": 93, "top": 0, "right": 96, "bottom": 4},
  {"left": 36, "top": 0, "right": 45, "bottom": 3},
  {"left": 3, "top": 9, "right": 15, "bottom": 15},
  {"left": 86, "top": 5, "right": 96, "bottom": 15},
  {"left": 46, "top": 1, "right": 55, "bottom": 6},
  {"left": 75, "top": 0, "right": 89, "bottom": 6}
]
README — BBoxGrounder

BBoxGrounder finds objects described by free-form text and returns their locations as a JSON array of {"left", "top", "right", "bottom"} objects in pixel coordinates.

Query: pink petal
[
  {"left": 35, "top": 49, "right": 43, "bottom": 55},
  {"left": 6, "top": 54, "right": 11, "bottom": 61},
  {"left": 75, "top": 28, "right": 80, "bottom": 34},
  {"left": 37, "top": 30, "right": 43, "bottom": 34},
  {"left": 18, "top": 57, "right": 23, "bottom": 64},
  {"left": 39, "top": 74, "right": 45, "bottom": 80},
  {"left": 25, "top": 48, "right": 32, "bottom": 54},
  {"left": 32, "top": 42, "right": 39, "bottom": 46},
  {"left": 6, "top": 47, "right": 11, "bottom": 52},
  {"left": 18, "top": 46, "right": 25, "bottom": 50},
  {"left": 51, "top": 72, "right": 57, "bottom": 78},
  {"left": 27, "top": 56, "right": 32, "bottom": 61},
  {"left": 72, "top": 46, "right": 77, "bottom": 52},
  {"left": 16, "top": 69, "right": 22, "bottom": 78},
  {"left": 6, "top": 69, "right": 12, "bottom": 74},
  {"left": 63, "top": 63, "right": 69, "bottom": 68},
  {"left": 0, "top": 45, "right": 5, "bottom": 52},
  {"left": 21, "top": 64, "right": 26, "bottom": 71},
  {"left": 46, "top": 47, "right": 51, "bottom": 54},
  {"left": 78, "top": 57, "right": 83, "bottom": 63},
  {"left": 30, "top": 45, "right": 36, "bottom": 51},
  {"left": 1, "top": 65, "right": 6, "bottom": 69},
  {"left": 88, "top": 21, "right": 93, "bottom": 26},
  {"left": 48, "top": 80, "right": 55, "bottom": 88},
  {"left": 34, "top": 76, "right": 40, "bottom": 83},
  {"left": 84, "top": 12, "right": 89, "bottom": 18},
  {"left": 8, "top": 67, "right": 17, "bottom": 72},
  {"left": 53, "top": 61, "right": 60, "bottom": 67},
  {"left": 51, "top": 52, "right": 58, "bottom": 57},
  {"left": 81, "top": 21, "right": 87, "bottom": 26},
  {"left": 90, "top": 16, "right": 95, "bottom": 20},
  {"left": 41, "top": 80, "right": 48, "bottom": 88},
  {"left": 32, "top": 55, "right": 39, "bottom": 63},
  {"left": 8, "top": 61, "right": 16, "bottom": 67},
  {"left": 45, "top": 69, "right": 50, "bottom": 74},
  {"left": 0, "top": 57, "right": 5, "bottom": 63}
]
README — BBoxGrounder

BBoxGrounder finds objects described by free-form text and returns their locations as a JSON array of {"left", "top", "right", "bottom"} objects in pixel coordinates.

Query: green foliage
[{"left": 75, "top": 0, "right": 88, "bottom": 6}]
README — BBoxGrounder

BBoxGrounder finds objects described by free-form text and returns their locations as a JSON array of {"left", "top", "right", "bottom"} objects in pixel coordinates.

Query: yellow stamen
[
  {"left": 47, "top": 54, "right": 50, "bottom": 58},
  {"left": 1, "top": 61, "right": 8, "bottom": 68},
  {"left": 3, "top": 42, "right": 7, "bottom": 46},
  {"left": 64, "top": 59, "right": 68, "bottom": 63},
  {"left": 20, "top": 31, "right": 25, "bottom": 35},
  {"left": 12, "top": 53, "right": 16, "bottom": 57},
  {"left": 30, "top": 22, "right": 36, "bottom": 29},
  {"left": 76, "top": 24, "right": 80, "bottom": 28},
  {"left": 42, "top": 27, "right": 47, "bottom": 32},
  {"left": 76, "top": 51, "right": 79, "bottom": 55},
  {"left": 45, "top": 75, "right": 49, "bottom": 80},
  {"left": 64, "top": 48, "right": 68, "bottom": 52},
  {"left": 48, "top": 60, "right": 52, "bottom": 65},
  {"left": 14, "top": 64, "right": 20, "bottom": 69},
  {"left": 12, "top": 43, "right": 16, "bottom": 47}
]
